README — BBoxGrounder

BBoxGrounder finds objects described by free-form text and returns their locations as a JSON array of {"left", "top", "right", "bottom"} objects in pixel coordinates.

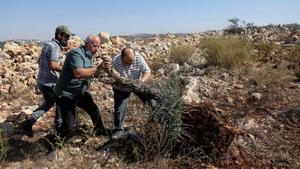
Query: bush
[
  {"left": 148, "top": 76, "right": 184, "bottom": 137},
  {"left": 149, "top": 54, "right": 168, "bottom": 71},
  {"left": 224, "top": 17, "right": 244, "bottom": 35},
  {"left": 254, "top": 42, "right": 285, "bottom": 62},
  {"left": 200, "top": 37, "right": 253, "bottom": 69},
  {"left": 132, "top": 76, "right": 184, "bottom": 161},
  {"left": 287, "top": 42, "right": 300, "bottom": 62},
  {"left": 224, "top": 17, "right": 254, "bottom": 35},
  {"left": 287, "top": 43, "right": 300, "bottom": 80},
  {"left": 0, "top": 129, "right": 8, "bottom": 161},
  {"left": 169, "top": 45, "right": 196, "bottom": 66},
  {"left": 246, "top": 63, "right": 294, "bottom": 86}
]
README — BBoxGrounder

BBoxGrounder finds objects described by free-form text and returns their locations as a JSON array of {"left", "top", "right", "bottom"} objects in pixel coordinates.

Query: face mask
[
  {"left": 86, "top": 51, "right": 93, "bottom": 58},
  {"left": 58, "top": 33, "right": 69, "bottom": 47},
  {"left": 60, "top": 40, "right": 68, "bottom": 47}
]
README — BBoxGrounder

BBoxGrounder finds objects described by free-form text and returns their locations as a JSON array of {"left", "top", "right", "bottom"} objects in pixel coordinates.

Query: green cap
[{"left": 55, "top": 25, "right": 74, "bottom": 36}]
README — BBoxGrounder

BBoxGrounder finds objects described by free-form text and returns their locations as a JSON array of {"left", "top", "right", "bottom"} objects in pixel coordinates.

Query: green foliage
[
  {"left": 287, "top": 42, "right": 300, "bottom": 62},
  {"left": 148, "top": 75, "right": 184, "bottom": 139},
  {"left": 286, "top": 42, "right": 300, "bottom": 80},
  {"left": 227, "top": 17, "right": 241, "bottom": 33},
  {"left": 200, "top": 37, "right": 253, "bottom": 69},
  {"left": 0, "top": 129, "right": 8, "bottom": 161},
  {"left": 225, "top": 17, "right": 254, "bottom": 34},
  {"left": 246, "top": 63, "right": 294, "bottom": 86},
  {"left": 169, "top": 45, "right": 196, "bottom": 66},
  {"left": 254, "top": 42, "right": 285, "bottom": 62},
  {"left": 149, "top": 54, "right": 167, "bottom": 71},
  {"left": 0, "top": 42, "right": 4, "bottom": 49},
  {"left": 132, "top": 76, "right": 185, "bottom": 161},
  {"left": 150, "top": 45, "right": 196, "bottom": 71}
]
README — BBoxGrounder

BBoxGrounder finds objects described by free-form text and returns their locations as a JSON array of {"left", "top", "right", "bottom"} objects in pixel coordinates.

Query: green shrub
[
  {"left": 148, "top": 75, "right": 184, "bottom": 137},
  {"left": 287, "top": 43, "right": 300, "bottom": 80},
  {"left": 132, "top": 76, "right": 184, "bottom": 161},
  {"left": 200, "top": 37, "right": 253, "bottom": 69},
  {"left": 169, "top": 45, "right": 196, "bottom": 66},
  {"left": 0, "top": 129, "right": 8, "bottom": 161},
  {"left": 287, "top": 42, "right": 300, "bottom": 62},
  {"left": 246, "top": 63, "right": 294, "bottom": 86},
  {"left": 254, "top": 42, "right": 285, "bottom": 62},
  {"left": 224, "top": 17, "right": 244, "bottom": 34},
  {"left": 224, "top": 17, "right": 254, "bottom": 35},
  {"left": 149, "top": 54, "right": 168, "bottom": 71}
]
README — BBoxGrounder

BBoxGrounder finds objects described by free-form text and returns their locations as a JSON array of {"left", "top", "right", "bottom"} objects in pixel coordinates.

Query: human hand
[{"left": 98, "top": 57, "right": 112, "bottom": 71}]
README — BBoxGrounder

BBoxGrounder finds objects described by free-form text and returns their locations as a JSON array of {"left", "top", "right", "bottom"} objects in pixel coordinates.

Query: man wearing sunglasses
[
  {"left": 54, "top": 35, "right": 111, "bottom": 138},
  {"left": 20, "top": 25, "right": 74, "bottom": 137}
]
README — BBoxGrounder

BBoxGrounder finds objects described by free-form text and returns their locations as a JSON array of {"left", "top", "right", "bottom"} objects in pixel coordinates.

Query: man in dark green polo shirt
[{"left": 55, "top": 35, "right": 111, "bottom": 138}]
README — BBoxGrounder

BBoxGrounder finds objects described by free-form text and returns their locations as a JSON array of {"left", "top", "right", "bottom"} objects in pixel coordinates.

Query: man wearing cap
[
  {"left": 20, "top": 25, "right": 74, "bottom": 137},
  {"left": 55, "top": 35, "right": 111, "bottom": 138}
]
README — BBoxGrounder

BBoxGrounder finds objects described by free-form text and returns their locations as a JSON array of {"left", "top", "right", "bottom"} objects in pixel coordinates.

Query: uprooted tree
[{"left": 97, "top": 67, "right": 236, "bottom": 162}]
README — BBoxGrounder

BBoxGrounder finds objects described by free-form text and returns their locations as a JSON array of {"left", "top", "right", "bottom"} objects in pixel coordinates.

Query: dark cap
[{"left": 55, "top": 25, "right": 74, "bottom": 36}]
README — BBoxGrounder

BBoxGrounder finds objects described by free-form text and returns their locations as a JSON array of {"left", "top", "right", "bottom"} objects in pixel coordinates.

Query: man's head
[
  {"left": 121, "top": 47, "right": 135, "bottom": 65},
  {"left": 55, "top": 25, "right": 74, "bottom": 47},
  {"left": 85, "top": 35, "right": 101, "bottom": 56}
]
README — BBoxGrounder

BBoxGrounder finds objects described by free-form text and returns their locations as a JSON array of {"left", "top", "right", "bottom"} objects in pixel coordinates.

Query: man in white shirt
[{"left": 111, "top": 47, "right": 151, "bottom": 139}]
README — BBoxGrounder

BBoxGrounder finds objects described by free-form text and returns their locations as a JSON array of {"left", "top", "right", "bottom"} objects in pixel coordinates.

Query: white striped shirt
[{"left": 112, "top": 54, "right": 150, "bottom": 80}]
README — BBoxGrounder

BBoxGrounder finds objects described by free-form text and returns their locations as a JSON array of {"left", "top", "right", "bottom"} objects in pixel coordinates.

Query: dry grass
[
  {"left": 148, "top": 53, "right": 168, "bottom": 71},
  {"left": 254, "top": 42, "right": 285, "bottom": 62},
  {"left": 149, "top": 45, "right": 204, "bottom": 72},
  {"left": 200, "top": 37, "right": 253, "bottom": 69},
  {"left": 287, "top": 42, "right": 300, "bottom": 62},
  {"left": 286, "top": 42, "right": 300, "bottom": 80},
  {"left": 246, "top": 63, "right": 294, "bottom": 86},
  {"left": 169, "top": 45, "right": 196, "bottom": 66}
]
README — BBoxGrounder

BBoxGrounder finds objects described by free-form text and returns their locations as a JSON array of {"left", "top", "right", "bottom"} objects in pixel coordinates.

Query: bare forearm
[
  {"left": 49, "top": 61, "right": 62, "bottom": 72},
  {"left": 73, "top": 67, "right": 97, "bottom": 79},
  {"left": 141, "top": 72, "right": 151, "bottom": 82}
]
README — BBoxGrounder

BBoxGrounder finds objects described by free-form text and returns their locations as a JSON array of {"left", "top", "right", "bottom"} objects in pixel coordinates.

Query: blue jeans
[
  {"left": 113, "top": 88, "right": 156, "bottom": 131},
  {"left": 29, "top": 83, "right": 62, "bottom": 127}
]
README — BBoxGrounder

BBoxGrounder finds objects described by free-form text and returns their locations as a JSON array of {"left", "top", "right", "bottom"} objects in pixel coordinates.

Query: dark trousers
[
  {"left": 29, "top": 83, "right": 62, "bottom": 127},
  {"left": 113, "top": 88, "right": 152, "bottom": 131},
  {"left": 56, "top": 92, "right": 105, "bottom": 137}
]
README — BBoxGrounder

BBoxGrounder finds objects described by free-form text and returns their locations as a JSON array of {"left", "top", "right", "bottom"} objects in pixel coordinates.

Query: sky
[{"left": 0, "top": 0, "right": 299, "bottom": 41}]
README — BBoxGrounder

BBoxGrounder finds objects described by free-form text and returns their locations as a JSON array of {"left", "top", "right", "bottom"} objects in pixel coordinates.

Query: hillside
[{"left": 0, "top": 24, "right": 299, "bottom": 169}]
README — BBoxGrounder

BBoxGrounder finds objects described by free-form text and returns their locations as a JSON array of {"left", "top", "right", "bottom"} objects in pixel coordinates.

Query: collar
[
  {"left": 81, "top": 45, "right": 93, "bottom": 59},
  {"left": 52, "top": 38, "right": 63, "bottom": 50}
]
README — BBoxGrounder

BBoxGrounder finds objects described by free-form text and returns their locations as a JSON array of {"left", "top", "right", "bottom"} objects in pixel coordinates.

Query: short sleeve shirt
[
  {"left": 112, "top": 54, "right": 150, "bottom": 80},
  {"left": 37, "top": 39, "right": 62, "bottom": 86},
  {"left": 55, "top": 46, "right": 94, "bottom": 97}
]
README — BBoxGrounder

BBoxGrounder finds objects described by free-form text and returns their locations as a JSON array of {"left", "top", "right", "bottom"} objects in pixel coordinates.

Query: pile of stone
[
  {"left": 233, "top": 23, "right": 300, "bottom": 44},
  {"left": 0, "top": 23, "right": 299, "bottom": 123},
  {"left": 65, "top": 36, "right": 84, "bottom": 51},
  {"left": 2, "top": 41, "right": 41, "bottom": 59}
]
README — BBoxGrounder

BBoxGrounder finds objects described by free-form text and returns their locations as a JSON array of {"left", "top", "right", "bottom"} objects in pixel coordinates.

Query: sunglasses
[{"left": 61, "top": 33, "right": 70, "bottom": 39}]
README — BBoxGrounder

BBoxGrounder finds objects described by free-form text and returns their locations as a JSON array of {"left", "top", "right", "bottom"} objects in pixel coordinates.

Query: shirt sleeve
[
  {"left": 49, "top": 45, "right": 60, "bottom": 62},
  {"left": 139, "top": 56, "right": 151, "bottom": 73},
  {"left": 112, "top": 54, "right": 118, "bottom": 68},
  {"left": 69, "top": 51, "right": 84, "bottom": 70}
]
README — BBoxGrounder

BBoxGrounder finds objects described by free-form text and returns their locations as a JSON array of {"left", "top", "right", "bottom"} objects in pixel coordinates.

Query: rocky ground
[{"left": 0, "top": 24, "right": 299, "bottom": 169}]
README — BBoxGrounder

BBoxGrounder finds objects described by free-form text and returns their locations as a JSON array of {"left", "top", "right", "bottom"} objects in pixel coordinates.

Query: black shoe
[
  {"left": 20, "top": 119, "right": 34, "bottom": 137},
  {"left": 54, "top": 123, "right": 63, "bottom": 133},
  {"left": 111, "top": 130, "right": 124, "bottom": 140},
  {"left": 95, "top": 128, "right": 108, "bottom": 136}
]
